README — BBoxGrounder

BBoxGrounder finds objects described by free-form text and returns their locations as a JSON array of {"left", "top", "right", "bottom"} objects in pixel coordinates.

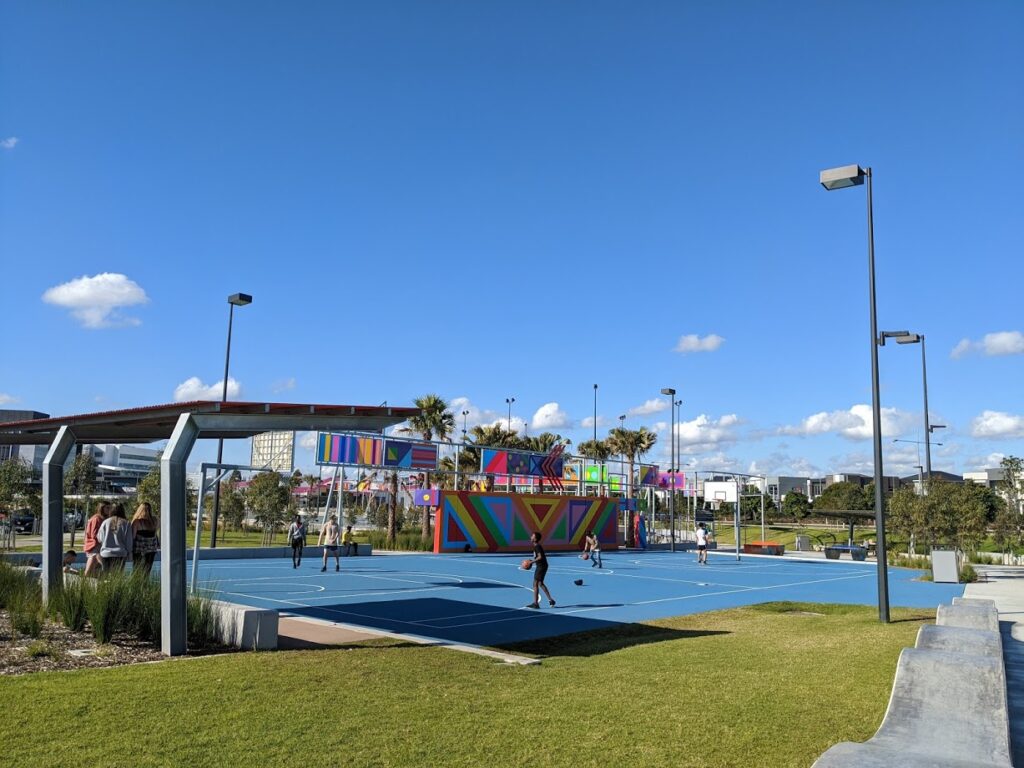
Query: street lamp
[
  {"left": 821, "top": 163, "right": 890, "bottom": 622},
  {"left": 661, "top": 388, "right": 676, "bottom": 552},
  {"left": 505, "top": 397, "right": 515, "bottom": 433},
  {"left": 878, "top": 331, "right": 941, "bottom": 482},
  {"left": 210, "top": 292, "right": 252, "bottom": 548},
  {"left": 461, "top": 410, "right": 470, "bottom": 440}
]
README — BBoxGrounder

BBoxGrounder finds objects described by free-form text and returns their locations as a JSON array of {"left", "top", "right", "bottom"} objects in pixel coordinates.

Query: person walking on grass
[
  {"left": 584, "top": 529, "right": 602, "bottom": 569},
  {"left": 695, "top": 522, "right": 711, "bottom": 565},
  {"left": 318, "top": 514, "right": 341, "bottom": 572},
  {"left": 287, "top": 515, "right": 307, "bottom": 568},
  {"left": 525, "top": 531, "right": 555, "bottom": 609}
]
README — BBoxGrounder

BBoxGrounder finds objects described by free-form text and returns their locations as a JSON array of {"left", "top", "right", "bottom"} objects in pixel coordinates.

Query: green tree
[
  {"left": 400, "top": 394, "right": 456, "bottom": 539},
  {"left": 64, "top": 453, "right": 97, "bottom": 546},
  {"left": 994, "top": 456, "right": 1024, "bottom": 554},
  {"left": 137, "top": 464, "right": 161, "bottom": 515},
  {"left": 781, "top": 490, "right": 811, "bottom": 520},
  {"left": 740, "top": 485, "right": 776, "bottom": 522},
  {"left": 605, "top": 428, "right": 657, "bottom": 547},
  {"left": 247, "top": 471, "right": 290, "bottom": 543},
  {"left": 813, "top": 481, "right": 871, "bottom": 512},
  {"left": 0, "top": 458, "right": 33, "bottom": 515},
  {"left": 886, "top": 486, "right": 923, "bottom": 554}
]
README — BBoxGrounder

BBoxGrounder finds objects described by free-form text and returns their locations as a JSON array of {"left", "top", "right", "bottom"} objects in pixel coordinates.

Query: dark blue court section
[{"left": 189, "top": 551, "right": 964, "bottom": 647}]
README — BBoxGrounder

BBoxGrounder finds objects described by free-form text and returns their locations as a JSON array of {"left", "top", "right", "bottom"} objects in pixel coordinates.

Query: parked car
[{"left": 13, "top": 513, "right": 36, "bottom": 534}]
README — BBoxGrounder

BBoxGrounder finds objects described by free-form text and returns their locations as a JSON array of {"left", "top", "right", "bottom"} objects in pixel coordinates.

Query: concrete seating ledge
[
  {"left": 209, "top": 599, "right": 278, "bottom": 650},
  {"left": 1, "top": 544, "right": 372, "bottom": 567},
  {"left": 813, "top": 598, "right": 1012, "bottom": 768}
]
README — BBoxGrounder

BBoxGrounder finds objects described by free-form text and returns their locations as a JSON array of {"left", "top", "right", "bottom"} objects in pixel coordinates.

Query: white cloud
[
  {"left": 780, "top": 404, "right": 914, "bottom": 440},
  {"left": 272, "top": 377, "right": 296, "bottom": 394},
  {"left": 965, "top": 451, "right": 1005, "bottom": 470},
  {"left": 579, "top": 415, "right": 610, "bottom": 430},
  {"left": 0, "top": 393, "right": 17, "bottom": 405},
  {"left": 951, "top": 331, "right": 1024, "bottom": 359},
  {"left": 532, "top": 402, "right": 569, "bottom": 430},
  {"left": 298, "top": 431, "right": 318, "bottom": 450},
  {"left": 0, "top": 137, "right": 17, "bottom": 150},
  {"left": 449, "top": 397, "right": 505, "bottom": 431},
  {"left": 669, "top": 413, "right": 740, "bottom": 454},
  {"left": 173, "top": 376, "right": 241, "bottom": 402},
  {"left": 627, "top": 398, "right": 669, "bottom": 417},
  {"left": 970, "top": 410, "right": 1024, "bottom": 439},
  {"left": 42, "top": 273, "right": 149, "bottom": 329},
  {"left": 674, "top": 333, "right": 724, "bottom": 354}
]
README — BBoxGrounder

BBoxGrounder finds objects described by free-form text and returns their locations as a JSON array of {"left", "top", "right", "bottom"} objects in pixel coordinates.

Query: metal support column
[
  {"left": 42, "top": 426, "right": 76, "bottom": 604},
  {"left": 161, "top": 413, "right": 199, "bottom": 656}
]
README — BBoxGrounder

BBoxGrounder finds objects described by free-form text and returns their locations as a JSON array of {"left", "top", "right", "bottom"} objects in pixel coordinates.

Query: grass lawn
[
  {"left": 708, "top": 524, "right": 876, "bottom": 550},
  {"left": 0, "top": 602, "right": 931, "bottom": 768}
]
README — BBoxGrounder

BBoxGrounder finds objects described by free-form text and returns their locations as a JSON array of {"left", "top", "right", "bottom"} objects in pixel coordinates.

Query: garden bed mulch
[{"left": 0, "top": 610, "right": 233, "bottom": 676}]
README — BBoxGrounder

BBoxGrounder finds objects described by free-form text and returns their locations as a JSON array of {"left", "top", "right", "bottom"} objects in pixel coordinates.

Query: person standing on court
[
  {"left": 287, "top": 515, "right": 306, "bottom": 568},
  {"left": 695, "top": 522, "right": 710, "bottom": 565},
  {"left": 318, "top": 514, "right": 341, "bottom": 572},
  {"left": 342, "top": 524, "right": 358, "bottom": 557},
  {"left": 526, "top": 531, "right": 556, "bottom": 609},
  {"left": 585, "top": 529, "right": 602, "bottom": 569}
]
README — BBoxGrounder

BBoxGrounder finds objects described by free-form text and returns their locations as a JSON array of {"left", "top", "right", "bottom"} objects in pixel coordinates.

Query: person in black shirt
[{"left": 526, "top": 531, "right": 556, "bottom": 609}]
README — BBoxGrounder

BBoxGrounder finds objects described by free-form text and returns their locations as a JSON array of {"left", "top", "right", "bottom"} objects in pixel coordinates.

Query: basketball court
[{"left": 187, "top": 551, "right": 965, "bottom": 649}]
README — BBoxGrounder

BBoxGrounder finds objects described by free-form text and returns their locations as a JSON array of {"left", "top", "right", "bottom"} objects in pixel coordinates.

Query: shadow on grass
[{"left": 497, "top": 622, "right": 729, "bottom": 658}]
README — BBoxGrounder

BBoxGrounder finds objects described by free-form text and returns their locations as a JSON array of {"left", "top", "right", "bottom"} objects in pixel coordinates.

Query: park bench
[{"left": 823, "top": 544, "right": 867, "bottom": 561}]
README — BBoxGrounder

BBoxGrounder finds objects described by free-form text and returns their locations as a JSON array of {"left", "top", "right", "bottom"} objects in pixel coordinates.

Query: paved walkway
[{"left": 965, "top": 565, "right": 1024, "bottom": 767}]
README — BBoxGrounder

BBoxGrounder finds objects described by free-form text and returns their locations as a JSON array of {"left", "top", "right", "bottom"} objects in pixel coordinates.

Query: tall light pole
[
  {"left": 210, "top": 292, "right": 252, "bottom": 548},
  {"left": 661, "top": 388, "right": 676, "bottom": 552},
  {"left": 505, "top": 397, "right": 515, "bottom": 433},
  {"left": 821, "top": 164, "right": 889, "bottom": 622},
  {"left": 675, "top": 398, "right": 683, "bottom": 532},
  {"left": 878, "top": 331, "right": 944, "bottom": 482},
  {"left": 461, "top": 410, "right": 470, "bottom": 441}
]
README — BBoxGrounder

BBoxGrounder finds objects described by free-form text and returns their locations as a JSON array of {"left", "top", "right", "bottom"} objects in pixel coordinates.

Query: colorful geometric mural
[
  {"left": 383, "top": 439, "right": 438, "bottom": 469},
  {"left": 316, "top": 433, "right": 383, "bottom": 466},
  {"left": 434, "top": 492, "right": 621, "bottom": 553},
  {"left": 638, "top": 465, "right": 659, "bottom": 486},
  {"left": 481, "top": 449, "right": 563, "bottom": 479}
]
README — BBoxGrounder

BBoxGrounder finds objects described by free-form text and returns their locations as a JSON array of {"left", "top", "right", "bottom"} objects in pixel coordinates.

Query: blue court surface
[{"left": 189, "top": 551, "right": 964, "bottom": 648}]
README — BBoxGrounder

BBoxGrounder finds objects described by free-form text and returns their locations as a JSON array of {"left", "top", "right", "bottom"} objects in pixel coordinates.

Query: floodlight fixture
[{"left": 820, "top": 164, "right": 866, "bottom": 190}]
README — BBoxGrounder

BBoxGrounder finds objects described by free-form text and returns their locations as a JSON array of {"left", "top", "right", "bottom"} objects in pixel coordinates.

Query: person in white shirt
[
  {"left": 695, "top": 522, "right": 711, "bottom": 565},
  {"left": 318, "top": 514, "right": 341, "bottom": 572}
]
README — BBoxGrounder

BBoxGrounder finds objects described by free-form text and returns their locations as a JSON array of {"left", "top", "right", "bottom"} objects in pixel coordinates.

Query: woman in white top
[{"left": 96, "top": 503, "right": 134, "bottom": 572}]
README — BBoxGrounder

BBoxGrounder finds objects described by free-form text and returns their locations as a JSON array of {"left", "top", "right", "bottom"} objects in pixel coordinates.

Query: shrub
[
  {"left": 10, "top": 580, "right": 45, "bottom": 639},
  {"left": 53, "top": 577, "right": 89, "bottom": 633},
  {"left": 26, "top": 640, "right": 60, "bottom": 659},
  {"left": 888, "top": 553, "right": 931, "bottom": 570},
  {"left": 959, "top": 562, "right": 979, "bottom": 583},
  {"left": 84, "top": 570, "right": 129, "bottom": 644},
  {"left": 122, "top": 571, "right": 161, "bottom": 644},
  {"left": 187, "top": 593, "right": 221, "bottom": 649},
  {"left": 0, "top": 559, "right": 33, "bottom": 610},
  {"left": 365, "top": 530, "right": 432, "bottom": 552}
]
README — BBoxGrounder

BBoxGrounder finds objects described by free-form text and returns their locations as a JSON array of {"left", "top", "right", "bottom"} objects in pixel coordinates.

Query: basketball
[
  {"left": 582, "top": 551, "right": 590, "bottom": 561},
  {"left": 521, "top": 559, "right": 533, "bottom": 571}
]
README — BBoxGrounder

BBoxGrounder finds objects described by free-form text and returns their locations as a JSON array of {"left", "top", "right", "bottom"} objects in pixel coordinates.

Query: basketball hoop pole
[{"left": 734, "top": 477, "right": 741, "bottom": 561}]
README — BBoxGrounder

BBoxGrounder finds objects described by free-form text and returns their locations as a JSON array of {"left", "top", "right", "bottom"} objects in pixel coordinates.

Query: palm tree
[
  {"left": 606, "top": 427, "right": 658, "bottom": 547},
  {"left": 400, "top": 394, "right": 456, "bottom": 538},
  {"left": 523, "top": 432, "right": 571, "bottom": 454},
  {"left": 576, "top": 438, "right": 612, "bottom": 499}
]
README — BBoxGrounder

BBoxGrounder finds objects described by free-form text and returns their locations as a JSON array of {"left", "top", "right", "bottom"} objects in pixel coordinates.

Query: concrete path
[{"left": 965, "top": 565, "right": 1024, "bottom": 767}]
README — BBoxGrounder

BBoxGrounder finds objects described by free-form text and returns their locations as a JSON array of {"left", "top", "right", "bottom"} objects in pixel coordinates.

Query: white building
[
  {"left": 80, "top": 444, "right": 161, "bottom": 492},
  {"left": 963, "top": 468, "right": 1004, "bottom": 488}
]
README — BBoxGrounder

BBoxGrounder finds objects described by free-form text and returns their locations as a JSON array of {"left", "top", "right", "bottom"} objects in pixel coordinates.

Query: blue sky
[{"left": 2, "top": 1, "right": 1023, "bottom": 478}]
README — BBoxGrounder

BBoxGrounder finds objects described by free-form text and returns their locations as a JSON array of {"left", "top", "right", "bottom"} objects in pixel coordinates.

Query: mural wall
[{"left": 434, "top": 491, "right": 621, "bottom": 553}]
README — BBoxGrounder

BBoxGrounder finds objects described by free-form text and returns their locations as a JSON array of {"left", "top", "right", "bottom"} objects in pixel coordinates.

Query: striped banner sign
[
  {"left": 384, "top": 439, "right": 439, "bottom": 469},
  {"left": 316, "top": 433, "right": 383, "bottom": 466}
]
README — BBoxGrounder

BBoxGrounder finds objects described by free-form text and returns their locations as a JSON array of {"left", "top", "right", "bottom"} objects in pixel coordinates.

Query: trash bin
[{"left": 795, "top": 535, "right": 811, "bottom": 552}]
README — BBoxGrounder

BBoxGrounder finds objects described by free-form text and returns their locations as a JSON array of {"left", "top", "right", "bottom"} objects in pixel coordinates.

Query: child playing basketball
[
  {"left": 525, "top": 531, "right": 555, "bottom": 609},
  {"left": 695, "top": 522, "right": 711, "bottom": 565}
]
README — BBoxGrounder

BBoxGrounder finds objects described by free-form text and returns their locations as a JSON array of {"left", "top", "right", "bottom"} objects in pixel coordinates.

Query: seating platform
[
  {"left": 824, "top": 544, "right": 867, "bottom": 561},
  {"left": 812, "top": 598, "right": 1012, "bottom": 768}
]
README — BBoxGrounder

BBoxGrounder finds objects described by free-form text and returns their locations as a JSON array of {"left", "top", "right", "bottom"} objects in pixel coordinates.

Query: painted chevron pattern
[{"left": 434, "top": 491, "right": 620, "bottom": 553}]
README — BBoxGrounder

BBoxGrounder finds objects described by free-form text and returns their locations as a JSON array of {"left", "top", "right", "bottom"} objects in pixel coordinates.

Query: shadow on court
[
  {"left": 286, "top": 596, "right": 730, "bottom": 650},
  {"left": 502, "top": 623, "right": 730, "bottom": 658}
]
